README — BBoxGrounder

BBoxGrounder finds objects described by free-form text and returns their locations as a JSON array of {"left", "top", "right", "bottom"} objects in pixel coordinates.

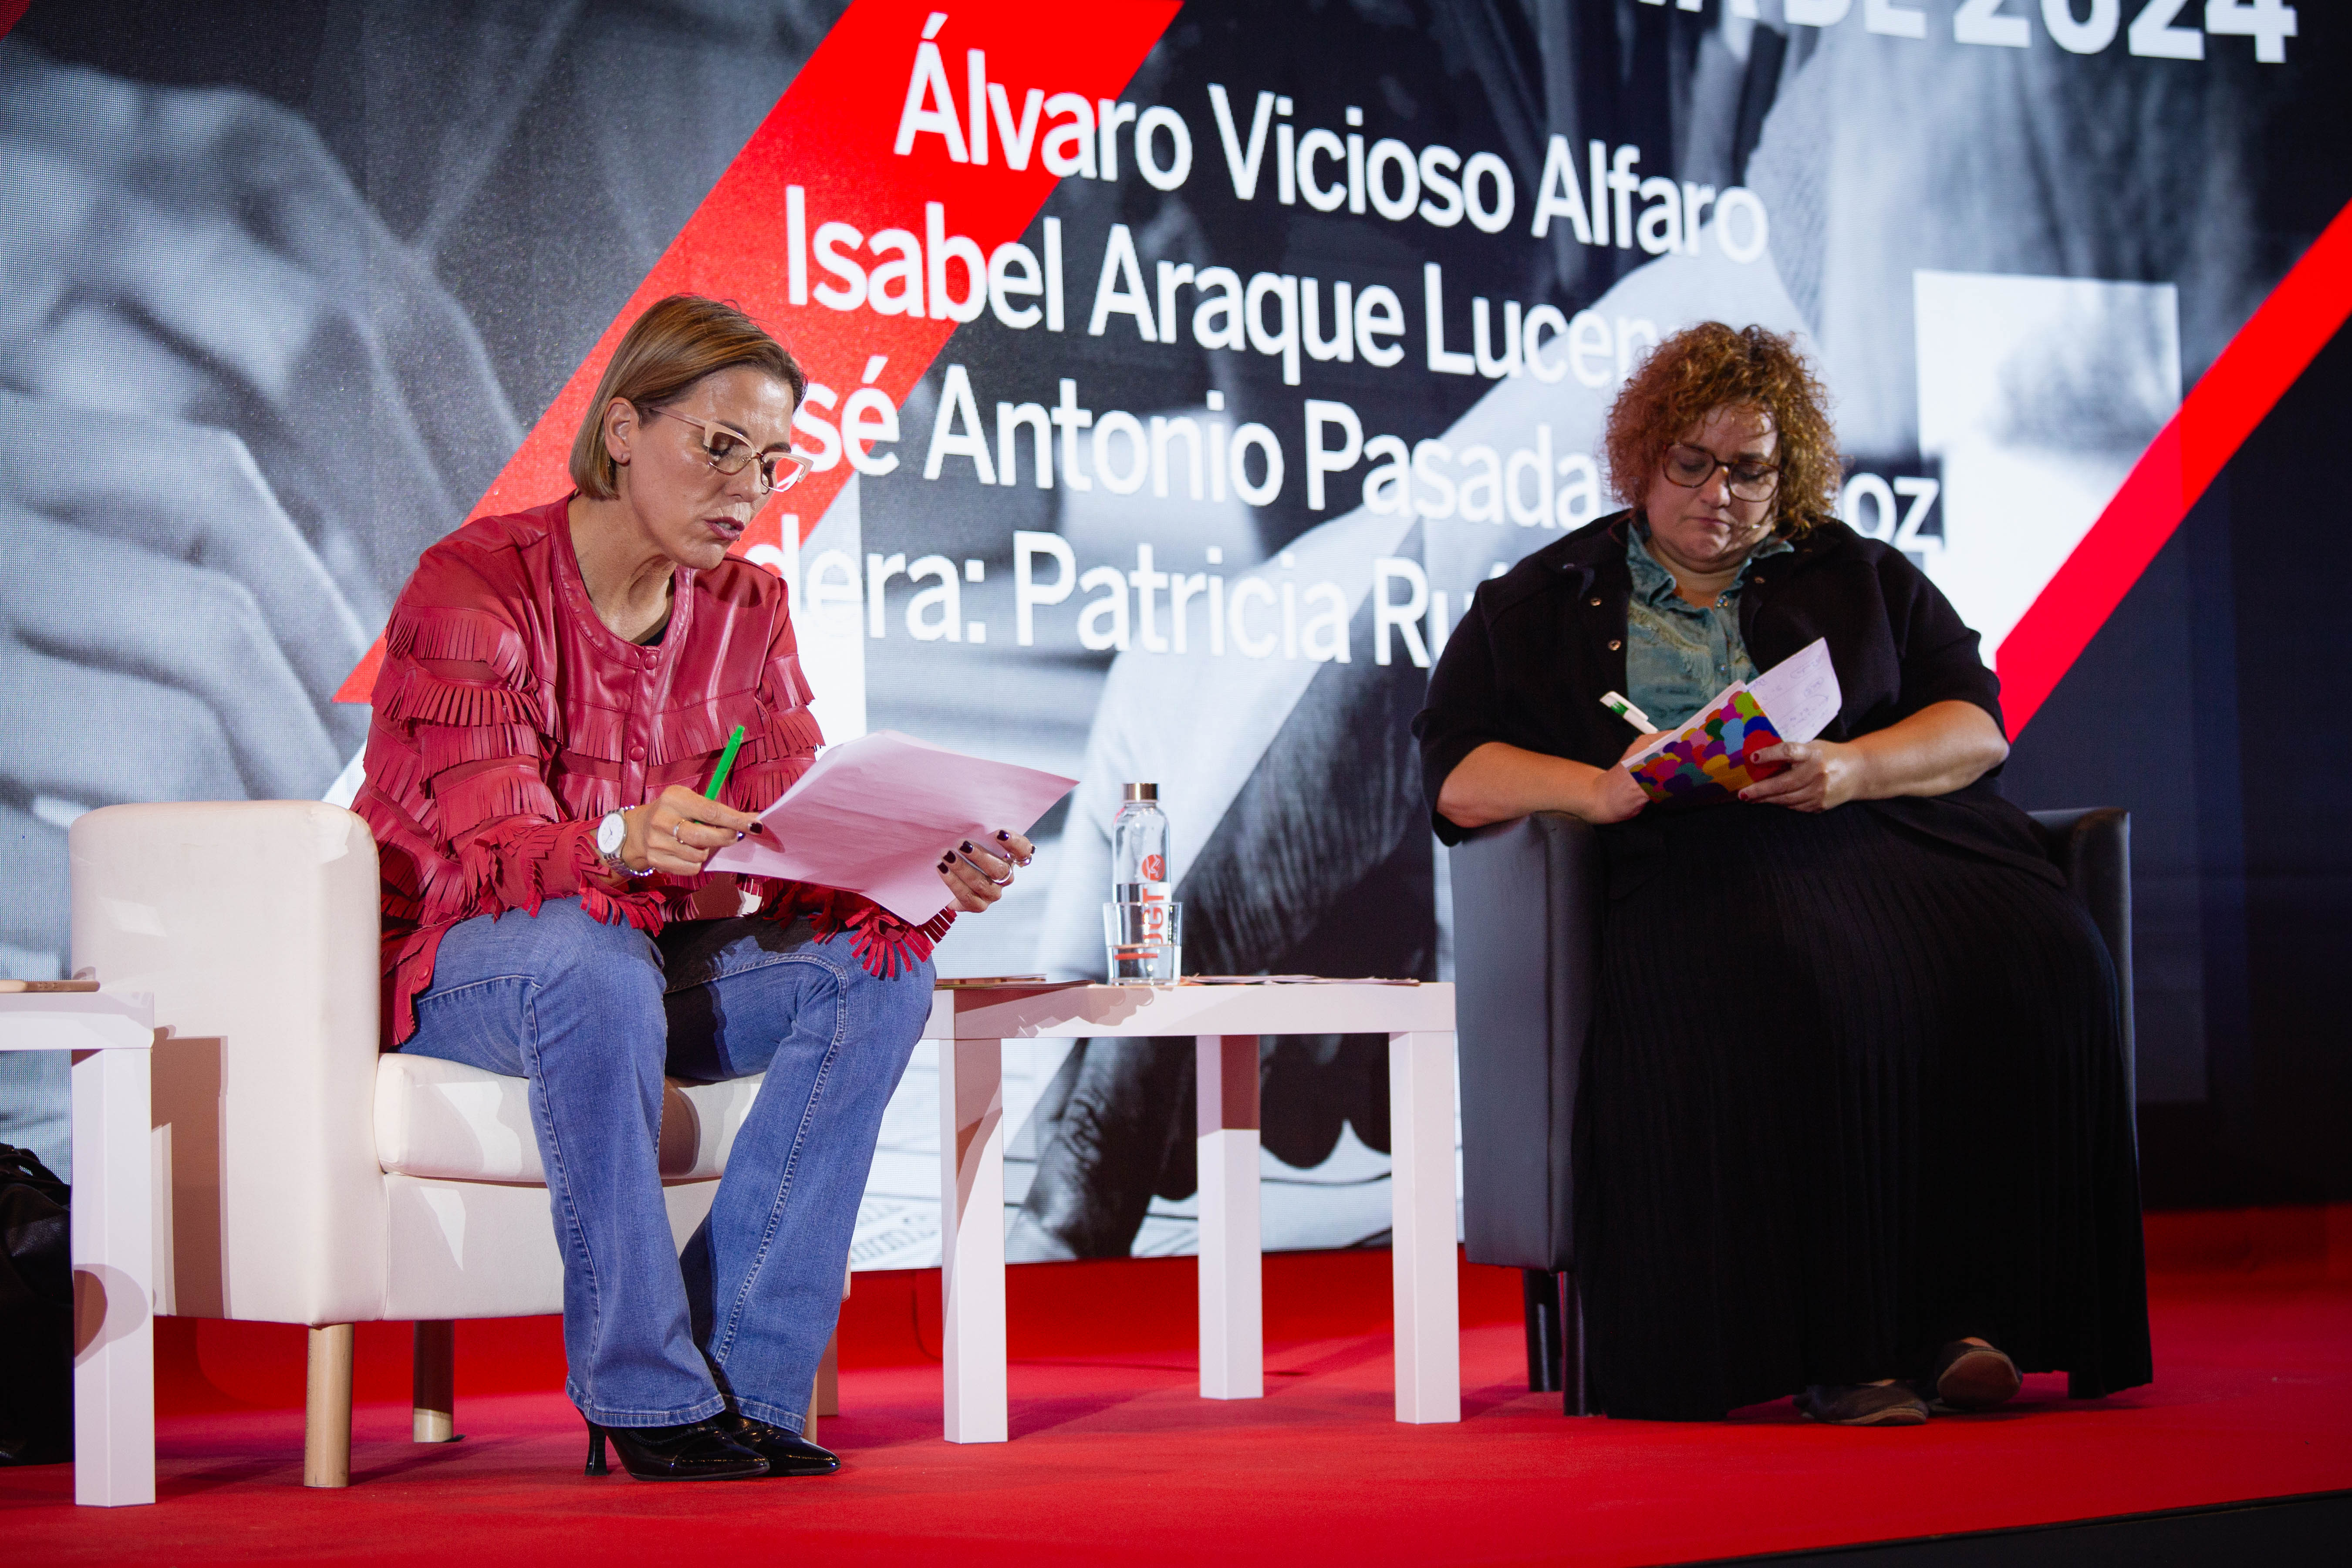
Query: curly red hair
[{"left": 1603, "top": 322, "right": 1840, "bottom": 538}]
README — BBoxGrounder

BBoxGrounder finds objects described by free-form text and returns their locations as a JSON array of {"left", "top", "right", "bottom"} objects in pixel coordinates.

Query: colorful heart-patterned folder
[
  {"left": 1620, "top": 639, "right": 1844, "bottom": 806},
  {"left": 1626, "top": 686, "right": 1788, "bottom": 803}
]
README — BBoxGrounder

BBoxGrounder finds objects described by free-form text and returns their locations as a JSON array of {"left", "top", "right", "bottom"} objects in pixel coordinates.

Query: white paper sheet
[
  {"left": 1743, "top": 637, "right": 1842, "bottom": 743},
  {"left": 702, "top": 730, "right": 1078, "bottom": 925}
]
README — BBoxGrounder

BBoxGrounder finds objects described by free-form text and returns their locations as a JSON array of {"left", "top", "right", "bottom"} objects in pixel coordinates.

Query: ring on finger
[{"left": 954, "top": 848, "right": 1014, "bottom": 887}]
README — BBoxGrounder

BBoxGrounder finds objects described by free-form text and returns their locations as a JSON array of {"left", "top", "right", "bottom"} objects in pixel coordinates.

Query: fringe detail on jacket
[
  {"left": 387, "top": 604, "right": 527, "bottom": 678},
  {"left": 769, "top": 886, "right": 954, "bottom": 979},
  {"left": 557, "top": 688, "right": 817, "bottom": 767},
  {"left": 375, "top": 666, "right": 545, "bottom": 732},
  {"left": 433, "top": 767, "right": 560, "bottom": 841},
  {"left": 418, "top": 722, "right": 543, "bottom": 772},
  {"left": 567, "top": 835, "right": 670, "bottom": 935}
]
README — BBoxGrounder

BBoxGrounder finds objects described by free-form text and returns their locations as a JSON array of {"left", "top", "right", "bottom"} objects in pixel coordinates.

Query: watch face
[{"left": 597, "top": 812, "right": 626, "bottom": 857}]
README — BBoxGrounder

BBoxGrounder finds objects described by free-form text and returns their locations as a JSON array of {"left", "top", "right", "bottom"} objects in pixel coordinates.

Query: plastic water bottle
[{"left": 1111, "top": 783, "right": 1170, "bottom": 904}]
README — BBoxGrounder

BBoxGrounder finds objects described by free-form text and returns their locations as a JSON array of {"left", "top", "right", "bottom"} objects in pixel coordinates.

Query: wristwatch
[{"left": 596, "top": 810, "right": 650, "bottom": 877}]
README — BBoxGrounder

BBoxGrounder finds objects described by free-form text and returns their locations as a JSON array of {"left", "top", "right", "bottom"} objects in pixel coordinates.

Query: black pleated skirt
[{"left": 1574, "top": 801, "right": 2152, "bottom": 1420}]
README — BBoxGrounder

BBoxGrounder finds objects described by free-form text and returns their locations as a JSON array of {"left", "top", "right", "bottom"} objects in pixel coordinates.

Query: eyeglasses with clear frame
[
  {"left": 1660, "top": 442, "right": 1781, "bottom": 503},
  {"left": 644, "top": 405, "right": 816, "bottom": 495}
]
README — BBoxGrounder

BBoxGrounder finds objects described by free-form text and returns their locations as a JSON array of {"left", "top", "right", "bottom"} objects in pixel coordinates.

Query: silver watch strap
[{"left": 600, "top": 814, "right": 653, "bottom": 877}]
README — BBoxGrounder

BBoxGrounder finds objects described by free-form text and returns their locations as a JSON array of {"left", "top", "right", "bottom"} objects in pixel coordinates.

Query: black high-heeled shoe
[
  {"left": 716, "top": 1412, "right": 840, "bottom": 1477},
  {"left": 584, "top": 1418, "right": 769, "bottom": 1480}
]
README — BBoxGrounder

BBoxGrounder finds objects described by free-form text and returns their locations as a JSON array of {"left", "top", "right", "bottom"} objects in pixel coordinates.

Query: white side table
[
  {"left": 924, "top": 981, "right": 1458, "bottom": 1443},
  {"left": 0, "top": 989, "right": 156, "bottom": 1507}
]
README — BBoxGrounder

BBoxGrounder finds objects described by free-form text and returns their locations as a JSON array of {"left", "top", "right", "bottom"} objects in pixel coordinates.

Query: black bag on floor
[{"left": 0, "top": 1143, "right": 72, "bottom": 1466}]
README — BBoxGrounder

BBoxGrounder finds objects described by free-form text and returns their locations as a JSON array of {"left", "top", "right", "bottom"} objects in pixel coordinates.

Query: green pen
[
  {"left": 1600, "top": 691, "right": 1658, "bottom": 734},
  {"left": 705, "top": 723, "right": 747, "bottom": 799}
]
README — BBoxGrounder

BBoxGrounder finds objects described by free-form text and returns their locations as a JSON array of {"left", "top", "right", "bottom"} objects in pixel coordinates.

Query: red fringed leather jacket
[{"left": 355, "top": 497, "right": 951, "bottom": 1047}]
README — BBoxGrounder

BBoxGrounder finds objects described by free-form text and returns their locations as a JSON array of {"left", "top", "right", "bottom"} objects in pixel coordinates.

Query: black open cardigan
[{"left": 1411, "top": 510, "right": 2062, "bottom": 887}]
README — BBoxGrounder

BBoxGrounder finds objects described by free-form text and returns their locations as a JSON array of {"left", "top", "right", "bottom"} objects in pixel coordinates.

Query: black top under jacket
[{"left": 1411, "top": 510, "right": 2064, "bottom": 889}]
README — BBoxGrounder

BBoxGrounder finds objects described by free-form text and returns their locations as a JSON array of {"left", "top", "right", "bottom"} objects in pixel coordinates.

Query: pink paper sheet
[{"left": 702, "top": 730, "right": 1078, "bottom": 925}]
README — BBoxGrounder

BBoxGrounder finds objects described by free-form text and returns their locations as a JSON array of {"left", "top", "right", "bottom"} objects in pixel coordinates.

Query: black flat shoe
[
  {"left": 585, "top": 1419, "right": 769, "bottom": 1480},
  {"left": 718, "top": 1412, "right": 840, "bottom": 1477},
  {"left": 1795, "top": 1383, "right": 1931, "bottom": 1426},
  {"left": 1924, "top": 1340, "right": 2021, "bottom": 1413}
]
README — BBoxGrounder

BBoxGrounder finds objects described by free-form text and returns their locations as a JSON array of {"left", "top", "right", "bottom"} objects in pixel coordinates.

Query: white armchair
[{"left": 68, "top": 800, "right": 835, "bottom": 1487}]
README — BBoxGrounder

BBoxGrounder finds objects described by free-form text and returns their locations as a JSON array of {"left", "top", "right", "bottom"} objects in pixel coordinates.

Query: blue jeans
[{"left": 400, "top": 898, "right": 929, "bottom": 1431}]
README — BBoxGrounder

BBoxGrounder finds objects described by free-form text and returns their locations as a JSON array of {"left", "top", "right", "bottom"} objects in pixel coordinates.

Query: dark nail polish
[
  {"left": 736, "top": 830, "right": 746, "bottom": 840},
  {"left": 749, "top": 823, "right": 769, "bottom": 836},
  {"left": 995, "top": 830, "right": 1010, "bottom": 841},
  {"left": 961, "top": 840, "right": 973, "bottom": 852}
]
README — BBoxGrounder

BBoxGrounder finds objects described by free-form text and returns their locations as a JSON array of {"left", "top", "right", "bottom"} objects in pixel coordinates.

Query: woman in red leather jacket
[{"left": 354, "top": 295, "right": 1028, "bottom": 1481}]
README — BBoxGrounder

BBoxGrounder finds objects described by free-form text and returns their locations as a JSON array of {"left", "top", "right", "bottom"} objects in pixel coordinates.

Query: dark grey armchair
[{"left": 1449, "top": 806, "right": 2134, "bottom": 1414}]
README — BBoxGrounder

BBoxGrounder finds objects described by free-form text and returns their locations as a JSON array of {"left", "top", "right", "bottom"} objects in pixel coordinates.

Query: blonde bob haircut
[{"left": 568, "top": 295, "right": 806, "bottom": 500}]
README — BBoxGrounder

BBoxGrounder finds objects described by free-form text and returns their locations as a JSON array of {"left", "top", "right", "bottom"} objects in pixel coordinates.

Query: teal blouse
[{"left": 1624, "top": 526, "right": 1793, "bottom": 730}]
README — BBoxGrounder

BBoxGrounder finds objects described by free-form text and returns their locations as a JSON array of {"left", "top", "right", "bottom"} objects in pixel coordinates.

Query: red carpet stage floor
[{"left": 9, "top": 1208, "right": 2352, "bottom": 1566}]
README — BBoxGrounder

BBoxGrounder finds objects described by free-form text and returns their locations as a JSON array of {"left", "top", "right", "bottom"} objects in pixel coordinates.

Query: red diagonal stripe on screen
[
  {"left": 1998, "top": 199, "right": 2352, "bottom": 734},
  {"left": 337, "top": 0, "right": 1178, "bottom": 701}
]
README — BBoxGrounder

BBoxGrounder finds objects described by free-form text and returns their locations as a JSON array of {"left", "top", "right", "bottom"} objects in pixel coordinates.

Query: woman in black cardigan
[{"left": 1415, "top": 323, "right": 2150, "bottom": 1425}]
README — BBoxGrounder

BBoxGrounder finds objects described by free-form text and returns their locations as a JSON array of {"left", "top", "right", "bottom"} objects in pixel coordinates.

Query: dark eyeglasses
[
  {"left": 645, "top": 406, "right": 815, "bottom": 495},
  {"left": 1661, "top": 442, "right": 1781, "bottom": 503}
]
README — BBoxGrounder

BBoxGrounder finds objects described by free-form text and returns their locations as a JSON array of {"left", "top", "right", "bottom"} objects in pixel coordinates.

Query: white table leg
[
  {"left": 1388, "top": 1030, "right": 1459, "bottom": 1424},
  {"left": 938, "top": 1036, "right": 1006, "bottom": 1443},
  {"left": 72, "top": 1045, "right": 156, "bottom": 1505},
  {"left": 1195, "top": 1034, "right": 1262, "bottom": 1400}
]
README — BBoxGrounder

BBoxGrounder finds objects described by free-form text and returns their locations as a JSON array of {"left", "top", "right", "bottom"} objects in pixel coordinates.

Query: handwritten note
[{"left": 1744, "top": 637, "right": 1841, "bottom": 744}]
